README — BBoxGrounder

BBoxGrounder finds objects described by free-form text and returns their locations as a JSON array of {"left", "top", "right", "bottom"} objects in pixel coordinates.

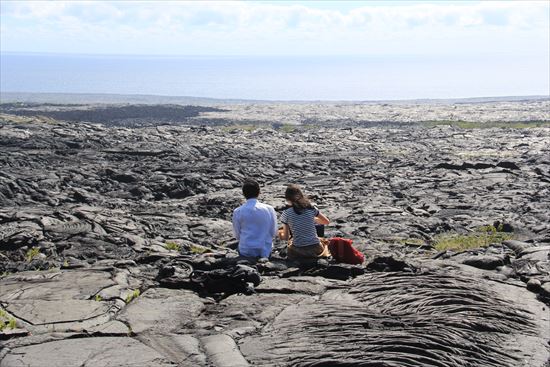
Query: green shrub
[
  {"left": 189, "top": 244, "right": 208, "bottom": 254},
  {"left": 26, "top": 247, "right": 40, "bottom": 262},
  {"left": 165, "top": 242, "right": 181, "bottom": 252},
  {"left": 0, "top": 309, "right": 17, "bottom": 331},
  {"left": 125, "top": 289, "right": 140, "bottom": 304}
]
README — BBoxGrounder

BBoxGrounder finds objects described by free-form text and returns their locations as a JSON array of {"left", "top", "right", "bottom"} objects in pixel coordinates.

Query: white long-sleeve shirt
[{"left": 232, "top": 198, "right": 277, "bottom": 258}]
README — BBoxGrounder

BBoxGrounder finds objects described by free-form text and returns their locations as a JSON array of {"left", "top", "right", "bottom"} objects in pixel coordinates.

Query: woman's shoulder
[
  {"left": 282, "top": 205, "right": 318, "bottom": 216},
  {"left": 298, "top": 206, "right": 318, "bottom": 216},
  {"left": 281, "top": 206, "right": 295, "bottom": 218}
]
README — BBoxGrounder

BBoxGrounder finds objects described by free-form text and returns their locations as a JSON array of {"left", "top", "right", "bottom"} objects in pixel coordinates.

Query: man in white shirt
[{"left": 232, "top": 179, "right": 277, "bottom": 258}]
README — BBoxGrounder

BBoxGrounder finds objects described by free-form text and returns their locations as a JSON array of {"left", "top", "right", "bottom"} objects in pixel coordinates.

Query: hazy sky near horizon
[{"left": 1, "top": 0, "right": 549, "bottom": 58}]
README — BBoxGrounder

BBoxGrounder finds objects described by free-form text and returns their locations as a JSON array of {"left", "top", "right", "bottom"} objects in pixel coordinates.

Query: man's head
[{"left": 242, "top": 179, "right": 260, "bottom": 199}]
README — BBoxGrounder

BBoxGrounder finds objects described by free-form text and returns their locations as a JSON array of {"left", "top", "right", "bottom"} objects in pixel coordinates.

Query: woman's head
[{"left": 285, "top": 184, "right": 312, "bottom": 211}]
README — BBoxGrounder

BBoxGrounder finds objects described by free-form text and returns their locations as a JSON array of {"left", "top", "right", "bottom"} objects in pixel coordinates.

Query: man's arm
[
  {"left": 232, "top": 209, "right": 241, "bottom": 240},
  {"left": 269, "top": 207, "right": 277, "bottom": 238}
]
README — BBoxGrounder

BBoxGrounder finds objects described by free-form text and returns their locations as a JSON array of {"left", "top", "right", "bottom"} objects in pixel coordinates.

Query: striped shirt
[{"left": 280, "top": 206, "right": 320, "bottom": 247}]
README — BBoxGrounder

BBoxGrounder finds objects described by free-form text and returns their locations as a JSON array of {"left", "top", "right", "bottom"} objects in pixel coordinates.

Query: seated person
[
  {"left": 232, "top": 179, "right": 277, "bottom": 258},
  {"left": 279, "top": 184, "right": 330, "bottom": 260}
]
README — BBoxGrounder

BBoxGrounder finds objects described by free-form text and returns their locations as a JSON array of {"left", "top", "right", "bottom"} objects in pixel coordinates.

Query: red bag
[{"left": 328, "top": 238, "right": 365, "bottom": 265}]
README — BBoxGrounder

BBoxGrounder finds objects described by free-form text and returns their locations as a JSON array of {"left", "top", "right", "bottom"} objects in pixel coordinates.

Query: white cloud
[{"left": 1, "top": 1, "right": 548, "bottom": 55}]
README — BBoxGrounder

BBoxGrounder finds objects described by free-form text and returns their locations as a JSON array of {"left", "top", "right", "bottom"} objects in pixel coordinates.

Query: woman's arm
[
  {"left": 280, "top": 224, "right": 290, "bottom": 240},
  {"left": 315, "top": 212, "right": 330, "bottom": 225}
]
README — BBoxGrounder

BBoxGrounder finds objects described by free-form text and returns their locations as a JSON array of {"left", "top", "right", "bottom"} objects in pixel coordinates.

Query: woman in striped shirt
[{"left": 280, "top": 184, "right": 330, "bottom": 260}]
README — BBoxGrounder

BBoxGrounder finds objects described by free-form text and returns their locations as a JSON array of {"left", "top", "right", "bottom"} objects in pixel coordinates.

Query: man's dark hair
[{"left": 242, "top": 179, "right": 260, "bottom": 199}]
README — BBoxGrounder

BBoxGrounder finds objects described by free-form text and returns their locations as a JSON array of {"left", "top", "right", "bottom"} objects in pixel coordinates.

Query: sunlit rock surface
[{"left": 1, "top": 100, "right": 549, "bottom": 366}]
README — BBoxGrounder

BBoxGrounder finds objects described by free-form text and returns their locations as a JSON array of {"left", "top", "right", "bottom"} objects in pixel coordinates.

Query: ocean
[{"left": 1, "top": 53, "right": 548, "bottom": 101}]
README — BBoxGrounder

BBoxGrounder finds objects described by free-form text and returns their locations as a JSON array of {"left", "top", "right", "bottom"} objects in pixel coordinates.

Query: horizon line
[
  {"left": 0, "top": 50, "right": 535, "bottom": 58},
  {"left": 1, "top": 91, "right": 548, "bottom": 104}
]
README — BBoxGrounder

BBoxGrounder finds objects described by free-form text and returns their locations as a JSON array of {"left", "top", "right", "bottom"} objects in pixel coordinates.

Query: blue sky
[{"left": 0, "top": 1, "right": 549, "bottom": 58}]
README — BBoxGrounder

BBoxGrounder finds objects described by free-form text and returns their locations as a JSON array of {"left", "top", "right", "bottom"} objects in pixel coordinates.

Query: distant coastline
[
  {"left": 1, "top": 91, "right": 548, "bottom": 106},
  {"left": 2, "top": 92, "right": 548, "bottom": 128}
]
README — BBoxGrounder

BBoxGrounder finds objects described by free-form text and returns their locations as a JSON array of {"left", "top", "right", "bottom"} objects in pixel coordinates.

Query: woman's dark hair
[
  {"left": 285, "top": 184, "right": 312, "bottom": 214},
  {"left": 242, "top": 179, "right": 260, "bottom": 199}
]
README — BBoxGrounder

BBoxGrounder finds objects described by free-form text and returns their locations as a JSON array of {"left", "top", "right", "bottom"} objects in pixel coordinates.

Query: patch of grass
[
  {"left": 0, "top": 309, "right": 17, "bottom": 331},
  {"left": 165, "top": 241, "right": 182, "bottom": 252},
  {"left": 0, "top": 113, "right": 59, "bottom": 125},
  {"left": 398, "top": 238, "right": 426, "bottom": 246},
  {"left": 94, "top": 294, "right": 103, "bottom": 302},
  {"left": 279, "top": 123, "right": 297, "bottom": 133},
  {"left": 456, "top": 149, "right": 516, "bottom": 158},
  {"left": 189, "top": 244, "right": 209, "bottom": 254},
  {"left": 0, "top": 113, "right": 32, "bottom": 124},
  {"left": 423, "top": 120, "right": 550, "bottom": 129},
  {"left": 221, "top": 124, "right": 259, "bottom": 132},
  {"left": 26, "top": 247, "right": 40, "bottom": 262},
  {"left": 434, "top": 224, "right": 513, "bottom": 252},
  {"left": 125, "top": 289, "right": 140, "bottom": 304}
]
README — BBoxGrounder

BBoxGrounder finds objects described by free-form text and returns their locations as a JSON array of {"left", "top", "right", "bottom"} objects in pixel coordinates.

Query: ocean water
[{"left": 1, "top": 53, "right": 548, "bottom": 101}]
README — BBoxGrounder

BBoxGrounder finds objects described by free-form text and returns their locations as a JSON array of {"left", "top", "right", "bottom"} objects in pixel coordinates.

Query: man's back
[{"left": 233, "top": 198, "right": 277, "bottom": 258}]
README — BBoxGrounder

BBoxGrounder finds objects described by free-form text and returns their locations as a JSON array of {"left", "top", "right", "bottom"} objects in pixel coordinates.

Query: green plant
[
  {"left": 280, "top": 123, "right": 296, "bottom": 133},
  {"left": 434, "top": 225, "right": 513, "bottom": 252},
  {"left": 0, "top": 309, "right": 17, "bottom": 331},
  {"left": 26, "top": 247, "right": 40, "bottom": 262},
  {"left": 94, "top": 294, "right": 103, "bottom": 302},
  {"left": 422, "top": 120, "right": 550, "bottom": 129},
  {"left": 63, "top": 260, "right": 69, "bottom": 267},
  {"left": 479, "top": 223, "right": 498, "bottom": 233},
  {"left": 165, "top": 241, "right": 182, "bottom": 252},
  {"left": 189, "top": 244, "right": 208, "bottom": 254},
  {"left": 398, "top": 238, "right": 426, "bottom": 246},
  {"left": 222, "top": 124, "right": 259, "bottom": 132},
  {"left": 125, "top": 289, "right": 140, "bottom": 304}
]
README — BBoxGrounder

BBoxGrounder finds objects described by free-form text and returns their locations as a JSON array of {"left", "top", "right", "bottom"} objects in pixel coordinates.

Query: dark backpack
[
  {"left": 328, "top": 237, "right": 365, "bottom": 265},
  {"left": 190, "top": 264, "right": 261, "bottom": 295}
]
